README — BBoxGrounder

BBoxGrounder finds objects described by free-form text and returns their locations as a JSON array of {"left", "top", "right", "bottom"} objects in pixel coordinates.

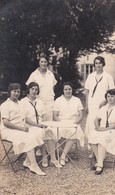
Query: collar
[
  {"left": 35, "top": 68, "right": 51, "bottom": 75},
  {"left": 7, "top": 98, "right": 19, "bottom": 103}
]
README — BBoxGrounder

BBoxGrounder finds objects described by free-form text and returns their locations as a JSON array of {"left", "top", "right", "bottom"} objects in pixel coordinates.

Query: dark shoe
[
  {"left": 91, "top": 165, "right": 97, "bottom": 171},
  {"left": 95, "top": 166, "right": 103, "bottom": 175},
  {"left": 91, "top": 162, "right": 98, "bottom": 171}
]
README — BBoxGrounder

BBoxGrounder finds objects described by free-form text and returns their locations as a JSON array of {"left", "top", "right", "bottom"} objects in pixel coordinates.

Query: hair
[
  {"left": 62, "top": 81, "right": 74, "bottom": 95},
  {"left": 8, "top": 83, "right": 21, "bottom": 97},
  {"left": 26, "top": 82, "right": 39, "bottom": 95},
  {"left": 38, "top": 54, "right": 49, "bottom": 63},
  {"left": 94, "top": 56, "right": 105, "bottom": 67},
  {"left": 105, "top": 88, "right": 115, "bottom": 100}
]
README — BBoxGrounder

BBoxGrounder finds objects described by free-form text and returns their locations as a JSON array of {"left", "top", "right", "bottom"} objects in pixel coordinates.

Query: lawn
[{"left": 0, "top": 94, "right": 115, "bottom": 195}]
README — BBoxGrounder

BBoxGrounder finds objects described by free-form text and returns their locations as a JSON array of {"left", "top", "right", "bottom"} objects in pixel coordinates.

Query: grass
[{"left": 0, "top": 94, "right": 115, "bottom": 195}]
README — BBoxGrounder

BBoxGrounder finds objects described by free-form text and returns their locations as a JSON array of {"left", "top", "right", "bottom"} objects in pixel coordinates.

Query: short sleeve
[
  {"left": 108, "top": 75, "right": 115, "bottom": 89},
  {"left": 19, "top": 99, "right": 28, "bottom": 118},
  {"left": 77, "top": 99, "right": 84, "bottom": 110},
  {"left": 36, "top": 100, "right": 46, "bottom": 116},
  {"left": 26, "top": 73, "right": 35, "bottom": 85},
  {"left": 52, "top": 73, "right": 57, "bottom": 86},
  {"left": 53, "top": 99, "right": 60, "bottom": 112},
  {"left": 96, "top": 107, "right": 105, "bottom": 119},
  {"left": 0, "top": 102, "right": 10, "bottom": 120}
]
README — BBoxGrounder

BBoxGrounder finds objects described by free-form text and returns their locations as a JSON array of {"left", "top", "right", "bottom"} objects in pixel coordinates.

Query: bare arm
[
  {"left": 75, "top": 110, "right": 83, "bottom": 124},
  {"left": 94, "top": 117, "right": 109, "bottom": 131},
  {"left": 53, "top": 111, "right": 60, "bottom": 121},
  {"left": 2, "top": 118, "right": 28, "bottom": 132},
  {"left": 85, "top": 89, "right": 89, "bottom": 113},
  {"left": 25, "top": 117, "right": 46, "bottom": 128}
]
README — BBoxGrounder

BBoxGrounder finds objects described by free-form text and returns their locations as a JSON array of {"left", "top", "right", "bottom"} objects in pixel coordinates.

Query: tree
[{"left": 0, "top": 0, "right": 115, "bottom": 90}]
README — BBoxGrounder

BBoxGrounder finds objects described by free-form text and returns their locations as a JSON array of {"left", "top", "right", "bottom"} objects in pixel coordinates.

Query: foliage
[{"left": 0, "top": 0, "right": 115, "bottom": 90}]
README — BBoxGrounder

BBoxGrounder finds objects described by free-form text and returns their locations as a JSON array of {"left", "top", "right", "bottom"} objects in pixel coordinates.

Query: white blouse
[
  {"left": 0, "top": 98, "right": 24, "bottom": 130},
  {"left": 20, "top": 97, "right": 46, "bottom": 127},
  {"left": 85, "top": 71, "right": 114, "bottom": 109},
  {"left": 96, "top": 104, "right": 115, "bottom": 128},
  {"left": 26, "top": 69, "right": 57, "bottom": 101},
  {"left": 53, "top": 95, "right": 83, "bottom": 122}
]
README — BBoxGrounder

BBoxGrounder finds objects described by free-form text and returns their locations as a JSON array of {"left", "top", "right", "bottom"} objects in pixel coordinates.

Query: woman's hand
[
  {"left": 37, "top": 124, "right": 47, "bottom": 128},
  {"left": 95, "top": 127, "right": 107, "bottom": 131},
  {"left": 108, "top": 123, "right": 115, "bottom": 129}
]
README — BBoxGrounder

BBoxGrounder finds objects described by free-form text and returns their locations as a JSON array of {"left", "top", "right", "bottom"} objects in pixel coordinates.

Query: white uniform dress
[
  {"left": 0, "top": 98, "right": 45, "bottom": 154},
  {"left": 85, "top": 71, "right": 114, "bottom": 138},
  {"left": 50, "top": 95, "right": 84, "bottom": 146},
  {"left": 89, "top": 104, "right": 115, "bottom": 155},
  {"left": 20, "top": 97, "right": 46, "bottom": 139},
  {"left": 26, "top": 68, "right": 57, "bottom": 120}
]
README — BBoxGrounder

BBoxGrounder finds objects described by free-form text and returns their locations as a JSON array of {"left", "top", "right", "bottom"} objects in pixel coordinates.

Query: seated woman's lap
[
  {"left": 1, "top": 127, "right": 45, "bottom": 154},
  {"left": 45, "top": 126, "right": 84, "bottom": 142},
  {"left": 89, "top": 129, "right": 115, "bottom": 155}
]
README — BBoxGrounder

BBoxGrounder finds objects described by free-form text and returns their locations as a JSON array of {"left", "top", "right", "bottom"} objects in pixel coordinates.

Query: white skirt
[
  {"left": 1, "top": 126, "right": 45, "bottom": 154},
  {"left": 85, "top": 108, "right": 99, "bottom": 139},
  {"left": 89, "top": 129, "right": 115, "bottom": 155}
]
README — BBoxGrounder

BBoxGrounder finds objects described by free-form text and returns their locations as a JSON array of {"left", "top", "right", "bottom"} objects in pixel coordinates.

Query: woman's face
[
  {"left": 29, "top": 86, "right": 39, "bottom": 98},
  {"left": 39, "top": 57, "right": 48, "bottom": 70},
  {"left": 63, "top": 85, "right": 72, "bottom": 98},
  {"left": 95, "top": 59, "right": 103, "bottom": 72},
  {"left": 10, "top": 89, "right": 20, "bottom": 100},
  {"left": 107, "top": 93, "right": 115, "bottom": 105}
]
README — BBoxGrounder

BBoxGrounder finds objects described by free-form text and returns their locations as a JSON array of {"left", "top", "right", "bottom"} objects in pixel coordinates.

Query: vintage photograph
[{"left": 0, "top": 0, "right": 115, "bottom": 194}]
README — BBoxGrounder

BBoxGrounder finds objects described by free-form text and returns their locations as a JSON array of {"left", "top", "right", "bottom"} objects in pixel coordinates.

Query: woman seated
[
  {"left": 0, "top": 83, "right": 46, "bottom": 175},
  {"left": 21, "top": 82, "right": 62, "bottom": 169},
  {"left": 53, "top": 82, "right": 84, "bottom": 166},
  {"left": 89, "top": 88, "right": 115, "bottom": 175}
]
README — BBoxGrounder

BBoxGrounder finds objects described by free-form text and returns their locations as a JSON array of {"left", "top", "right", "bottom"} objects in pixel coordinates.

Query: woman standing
[
  {"left": 85, "top": 56, "right": 114, "bottom": 157},
  {"left": 53, "top": 82, "right": 84, "bottom": 166},
  {"left": 0, "top": 83, "right": 46, "bottom": 175},
  {"left": 26, "top": 55, "right": 57, "bottom": 121},
  {"left": 89, "top": 89, "right": 115, "bottom": 175}
]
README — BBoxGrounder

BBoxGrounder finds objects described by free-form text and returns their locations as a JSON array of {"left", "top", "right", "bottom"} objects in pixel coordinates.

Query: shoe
[
  {"left": 42, "top": 158, "right": 48, "bottom": 168},
  {"left": 60, "top": 158, "right": 65, "bottom": 166},
  {"left": 95, "top": 166, "right": 103, "bottom": 175},
  {"left": 36, "top": 149, "right": 42, "bottom": 157},
  {"left": 50, "top": 160, "right": 62, "bottom": 168},
  {"left": 29, "top": 166, "right": 46, "bottom": 176},
  {"left": 65, "top": 156, "right": 69, "bottom": 163},
  {"left": 91, "top": 165, "right": 97, "bottom": 171},
  {"left": 23, "top": 161, "right": 30, "bottom": 169},
  {"left": 91, "top": 163, "right": 98, "bottom": 171},
  {"left": 88, "top": 144, "right": 91, "bottom": 151}
]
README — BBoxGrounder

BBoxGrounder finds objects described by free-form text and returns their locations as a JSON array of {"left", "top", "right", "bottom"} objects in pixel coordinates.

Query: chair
[
  {"left": 90, "top": 153, "right": 115, "bottom": 169},
  {"left": 68, "top": 140, "right": 79, "bottom": 160},
  {"left": 104, "top": 153, "right": 115, "bottom": 169},
  {"left": 0, "top": 135, "right": 24, "bottom": 173},
  {"left": 45, "top": 124, "right": 79, "bottom": 163}
]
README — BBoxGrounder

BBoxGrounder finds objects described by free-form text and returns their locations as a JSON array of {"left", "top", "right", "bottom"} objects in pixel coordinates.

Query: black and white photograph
[{"left": 0, "top": 0, "right": 115, "bottom": 194}]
